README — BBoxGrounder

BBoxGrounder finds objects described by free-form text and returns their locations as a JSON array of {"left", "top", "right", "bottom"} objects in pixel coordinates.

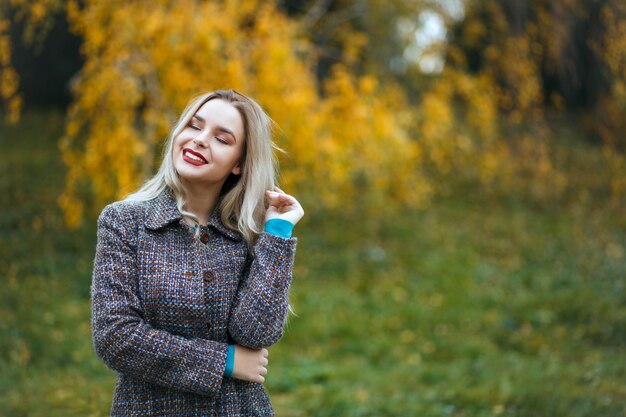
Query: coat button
[
  {"left": 204, "top": 271, "right": 215, "bottom": 281},
  {"left": 200, "top": 231, "right": 209, "bottom": 244}
]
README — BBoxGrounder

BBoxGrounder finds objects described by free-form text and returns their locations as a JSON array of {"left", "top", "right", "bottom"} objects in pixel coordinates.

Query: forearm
[
  {"left": 92, "top": 305, "right": 228, "bottom": 396},
  {"left": 228, "top": 232, "right": 296, "bottom": 348}
]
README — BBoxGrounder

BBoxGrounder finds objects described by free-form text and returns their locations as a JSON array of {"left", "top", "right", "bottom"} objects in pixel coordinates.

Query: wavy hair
[{"left": 125, "top": 89, "right": 278, "bottom": 246}]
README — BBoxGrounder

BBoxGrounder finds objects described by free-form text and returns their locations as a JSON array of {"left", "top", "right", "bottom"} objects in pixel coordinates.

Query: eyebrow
[{"left": 192, "top": 115, "right": 238, "bottom": 142}]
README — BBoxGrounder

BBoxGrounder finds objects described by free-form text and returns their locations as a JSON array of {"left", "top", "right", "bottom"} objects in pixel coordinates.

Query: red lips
[{"left": 182, "top": 148, "right": 208, "bottom": 166}]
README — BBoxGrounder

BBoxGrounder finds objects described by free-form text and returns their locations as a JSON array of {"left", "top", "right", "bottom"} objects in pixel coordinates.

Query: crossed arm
[{"left": 92, "top": 190, "right": 303, "bottom": 395}]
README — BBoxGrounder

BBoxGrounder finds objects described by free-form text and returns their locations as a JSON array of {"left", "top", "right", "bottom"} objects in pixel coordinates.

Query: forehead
[{"left": 194, "top": 99, "right": 244, "bottom": 136}]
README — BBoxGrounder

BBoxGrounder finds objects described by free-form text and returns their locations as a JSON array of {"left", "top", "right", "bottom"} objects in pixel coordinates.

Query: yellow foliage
[
  {"left": 0, "top": 13, "right": 21, "bottom": 123},
  {"left": 589, "top": 2, "right": 626, "bottom": 203},
  {"left": 427, "top": 2, "right": 577, "bottom": 202},
  {"left": 1, "top": 0, "right": 66, "bottom": 123},
  {"left": 7, "top": 0, "right": 621, "bottom": 219},
  {"left": 492, "top": 36, "right": 543, "bottom": 122},
  {"left": 416, "top": 67, "right": 508, "bottom": 187},
  {"left": 53, "top": 0, "right": 429, "bottom": 225},
  {"left": 318, "top": 65, "right": 429, "bottom": 213},
  {"left": 415, "top": 61, "right": 568, "bottom": 201}
]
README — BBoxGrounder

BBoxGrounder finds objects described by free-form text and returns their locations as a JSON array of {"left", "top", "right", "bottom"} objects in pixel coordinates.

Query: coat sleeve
[
  {"left": 91, "top": 203, "right": 227, "bottom": 397},
  {"left": 228, "top": 233, "right": 297, "bottom": 349}
]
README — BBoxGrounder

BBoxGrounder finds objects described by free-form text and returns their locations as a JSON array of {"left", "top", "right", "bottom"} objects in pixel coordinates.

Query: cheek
[
  {"left": 171, "top": 144, "right": 180, "bottom": 162},
  {"left": 171, "top": 138, "right": 186, "bottom": 166},
  {"left": 174, "top": 134, "right": 185, "bottom": 147},
  {"left": 172, "top": 136, "right": 187, "bottom": 154}
]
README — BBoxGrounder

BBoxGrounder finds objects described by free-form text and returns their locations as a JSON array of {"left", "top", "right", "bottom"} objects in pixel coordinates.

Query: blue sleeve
[
  {"left": 224, "top": 344, "right": 235, "bottom": 377},
  {"left": 264, "top": 218, "right": 294, "bottom": 239}
]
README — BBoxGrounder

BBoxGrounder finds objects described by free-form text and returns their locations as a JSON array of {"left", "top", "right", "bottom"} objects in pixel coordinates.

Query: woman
[{"left": 92, "top": 89, "right": 304, "bottom": 416}]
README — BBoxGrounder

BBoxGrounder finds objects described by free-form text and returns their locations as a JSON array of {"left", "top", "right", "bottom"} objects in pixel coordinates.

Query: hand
[
  {"left": 232, "top": 345, "right": 269, "bottom": 384},
  {"left": 265, "top": 187, "right": 304, "bottom": 226}
]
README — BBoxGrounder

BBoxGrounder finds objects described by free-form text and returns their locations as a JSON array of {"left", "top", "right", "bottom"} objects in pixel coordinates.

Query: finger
[
  {"left": 265, "top": 191, "right": 286, "bottom": 204},
  {"left": 260, "top": 366, "right": 268, "bottom": 376},
  {"left": 261, "top": 357, "right": 269, "bottom": 366},
  {"left": 267, "top": 188, "right": 292, "bottom": 200},
  {"left": 267, "top": 192, "right": 297, "bottom": 207},
  {"left": 261, "top": 348, "right": 269, "bottom": 358}
]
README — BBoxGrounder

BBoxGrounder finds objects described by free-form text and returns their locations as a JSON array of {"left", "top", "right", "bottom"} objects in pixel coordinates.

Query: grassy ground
[{"left": 1, "top": 111, "right": 625, "bottom": 416}]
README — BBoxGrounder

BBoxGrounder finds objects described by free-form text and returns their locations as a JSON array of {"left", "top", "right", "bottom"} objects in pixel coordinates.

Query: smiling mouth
[{"left": 183, "top": 149, "right": 208, "bottom": 165}]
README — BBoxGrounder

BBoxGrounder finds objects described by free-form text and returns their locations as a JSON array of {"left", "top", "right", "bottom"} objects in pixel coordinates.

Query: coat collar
[
  {"left": 206, "top": 203, "right": 244, "bottom": 242},
  {"left": 145, "top": 187, "right": 243, "bottom": 242},
  {"left": 144, "top": 188, "right": 182, "bottom": 230}
]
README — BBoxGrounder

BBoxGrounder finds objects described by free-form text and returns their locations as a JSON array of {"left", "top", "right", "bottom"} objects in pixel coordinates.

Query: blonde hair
[{"left": 126, "top": 90, "right": 277, "bottom": 245}]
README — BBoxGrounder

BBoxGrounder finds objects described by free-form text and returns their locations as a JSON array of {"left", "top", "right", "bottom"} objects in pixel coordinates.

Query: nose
[{"left": 192, "top": 132, "right": 209, "bottom": 148}]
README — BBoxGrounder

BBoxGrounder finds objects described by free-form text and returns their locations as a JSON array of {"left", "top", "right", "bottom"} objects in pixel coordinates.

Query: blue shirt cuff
[
  {"left": 224, "top": 344, "right": 235, "bottom": 377},
  {"left": 264, "top": 218, "right": 294, "bottom": 239}
]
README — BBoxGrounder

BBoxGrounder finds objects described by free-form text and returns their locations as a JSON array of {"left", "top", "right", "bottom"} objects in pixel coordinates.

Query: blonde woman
[{"left": 92, "top": 89, "right": 304, "bottom": 416}]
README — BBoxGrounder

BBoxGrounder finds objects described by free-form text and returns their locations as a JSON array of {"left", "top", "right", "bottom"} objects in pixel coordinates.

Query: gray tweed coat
[{"left": 91, "top": 188, "right": 297, "bottom": 416}]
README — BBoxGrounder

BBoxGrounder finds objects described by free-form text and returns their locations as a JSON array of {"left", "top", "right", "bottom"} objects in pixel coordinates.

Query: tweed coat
[{"left": 91, "top": 188, "right": 297, "bottom": 416}]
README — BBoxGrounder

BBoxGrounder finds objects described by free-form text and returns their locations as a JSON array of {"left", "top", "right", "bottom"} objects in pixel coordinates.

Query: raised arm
[
  {"left": 228, "top": 234, "right": 297, "bottom": 348},
  {"left": 92, "top": 204, "right": 227, "bottom": 396},
  {"left": 228, "top": 188, "right": 303, "bottom": 348}
]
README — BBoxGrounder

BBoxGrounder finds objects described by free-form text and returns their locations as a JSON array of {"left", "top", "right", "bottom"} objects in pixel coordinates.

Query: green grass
[{"left": 1, "top": 111, "right": 625, "bottom": 416}]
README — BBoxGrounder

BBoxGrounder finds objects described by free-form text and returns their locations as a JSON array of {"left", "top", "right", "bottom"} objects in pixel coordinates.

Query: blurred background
[{"left": 1, "top": 0, "right": 625, "bottom": 415}]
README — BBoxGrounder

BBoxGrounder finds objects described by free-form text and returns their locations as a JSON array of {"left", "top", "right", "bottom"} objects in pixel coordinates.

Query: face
[{"left": 173, "top": 98, "right": 245, "bottom": 190}]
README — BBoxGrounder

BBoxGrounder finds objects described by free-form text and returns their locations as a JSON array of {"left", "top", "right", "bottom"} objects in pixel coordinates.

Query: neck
[{"left": 182, "top": 180, "right": 222, "bottom": 226}]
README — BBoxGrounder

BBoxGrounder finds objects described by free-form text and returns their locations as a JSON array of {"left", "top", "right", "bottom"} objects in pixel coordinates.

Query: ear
[{"left": 231, "top": 163, "right": 241, "bottom": 176}]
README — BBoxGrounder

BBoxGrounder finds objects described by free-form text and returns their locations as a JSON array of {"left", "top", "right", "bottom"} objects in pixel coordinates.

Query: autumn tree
[
  {"left": 1, "top": 0, "right": 428, "bottom": 226},
  {"left": 412, "top": 0, "right": 625, "bottom": 201},
  {"left": 3, "top": 0, "right": 625, "bottom": 221}
]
